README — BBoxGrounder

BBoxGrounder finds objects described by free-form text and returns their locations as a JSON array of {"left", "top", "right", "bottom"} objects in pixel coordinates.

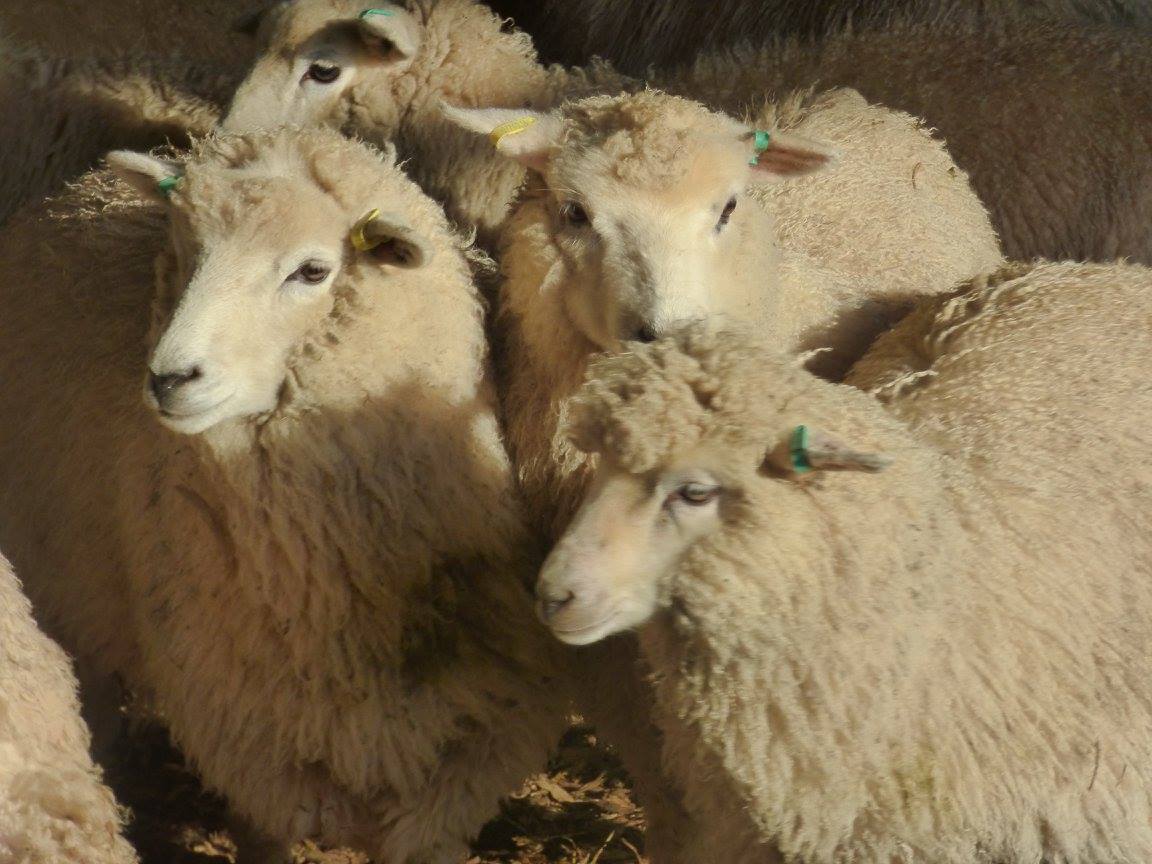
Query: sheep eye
[
  {"left": 716, "top": 196, "right": 737, "bottom": 230},
  {"left": 304, "top": 63, "right": 342, "bottom": 84},
  {"left": 559, "top": 200, "right": 590, "bottom": 228},
  {"left": 288, "top": 261, "right": 331, "bottom": 285},
  {"left": 673, "top": 483, "right": 721, "bottom": 507}
]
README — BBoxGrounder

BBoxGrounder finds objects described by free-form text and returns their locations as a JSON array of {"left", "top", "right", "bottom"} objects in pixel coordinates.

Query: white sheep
[
  {"left": 497, "top": 0, "right": 1152, "bottom": 72},
  {"left": 0, "top": 552, "right": 137, "bottom": 864},
  {"left": 446, "top": 85, "right": 999, "bottom": 861},
  {"left": 222, "top": 0, "right": 630, "bottom": 247},
  {"left": 0, "top": 126, "right": 568, "bottom": 863},
  {"left": 671, "top": 17, "right": 1152, "bottom": 263},
  {"left": 537, "top": 261, "right": 1152, "bottom": 863},
  {"left": 448, "top": 87, "right": 1000, "bottom": 539},
  {"left": 0, "top": 41, "right": 228, "bottom": 224}
]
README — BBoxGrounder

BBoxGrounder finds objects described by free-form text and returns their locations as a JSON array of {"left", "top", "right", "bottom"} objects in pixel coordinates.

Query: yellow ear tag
[
  {"left": 489, "top": 116, "right": 537, "bottom": 148},
  {"left": 351, "top": 208, "right": 382, "bottom": 252}
]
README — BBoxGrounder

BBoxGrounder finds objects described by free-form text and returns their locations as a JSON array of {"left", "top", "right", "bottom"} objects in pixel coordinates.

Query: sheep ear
[
  {"left": 746, "top": 130, "right": 837, "bottom": 181},
  {"left": 357, "top": 6, "right": 422, "bottom": 59},
  {"left": 107, "top": 151, "right": 183, "bottom": 205},
  {"left": 441, "top": 105, "right": 562, "bottom": 174},
  {"left": 762, "top": 425, "right": 892, "bottom": 477},
  {"left": 351, "top": 209, "right": 433, "bottom": 268}
]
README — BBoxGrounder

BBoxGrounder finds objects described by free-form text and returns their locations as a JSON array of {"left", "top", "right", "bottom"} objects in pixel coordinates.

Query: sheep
[
  {"left": 0, "top": 552, "right": 137, "bottom": 864},
  {"left": 446, "top": 85, "right": 998, "bottom": 861},
  {"left": 536, "top": 261, "right": 1152, "bottom": 863},
  {"left": 0, "top": 0, "right": 263, "bottom": 70},
  {"left": 449, "top": 87, "right": 1000, "bottom": 539},
  {"left": 222, "top": 0, "right": 630, "bottom": 248},
  {"left": 0, "top": 126, "right": 569, "bottom": 863},
  {"left": 491, "top": 0, "right": 1152, "bottom": 72},
  {"left": 0, "top": 42, "right": 230, "bottom": 224},
  {"left": 669, "top": 18, "right": 1152, "bottom": 263}
]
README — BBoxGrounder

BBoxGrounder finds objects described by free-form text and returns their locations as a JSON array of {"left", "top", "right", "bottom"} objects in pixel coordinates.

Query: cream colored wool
[
  {"left": 490, "top": 86, "right": 998, "bottom": 863},
  {"left": 0, "top": 554, "right": 136, "bottom": 864},
  {"left": 0, "top": 41, "right": 228, "bottom": 225},
  {"left": 0, "top": 127, "right": 567, "bottom": 863},
  {"left": 558, "top": 263, "right": 1152, "bottom": 862},
  {"left": 222, "top": 0, "right": 629, "bottom": 247},
  {"left": 670, "top": 19, "right": 1152, "bottom": 263},
  {"left": 497, "top": 87, "right": 1000, "bottom": 541},
  {"left": 503, "top": 0, "right": 1152, "bottom": 72},
  {"left": 0, "top": 0, "right": 263, "bottom": 69}
]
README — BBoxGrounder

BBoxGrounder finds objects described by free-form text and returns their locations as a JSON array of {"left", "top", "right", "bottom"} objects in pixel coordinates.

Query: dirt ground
[{"left": 106, "top": 721, "right": 650, "bottom": 864}]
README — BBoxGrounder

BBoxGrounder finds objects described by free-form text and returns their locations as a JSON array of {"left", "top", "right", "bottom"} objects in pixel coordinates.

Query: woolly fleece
[
  {"left": 566, "top": 262, "right": 1152, "bottom": 862},
  {"left": 0, "top": 127, "right": 567, "bottom": 862},
  {"left": 0, "top": 554, "right": 136, "bottom": 864},
  {"left": 671, "top": 18, "right": 1152, "bottom": 263}
]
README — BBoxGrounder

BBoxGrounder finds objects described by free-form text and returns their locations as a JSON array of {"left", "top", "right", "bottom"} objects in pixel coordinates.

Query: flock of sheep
[{"left": 1, "top": 0, "right": 1151, "bottom": 862}]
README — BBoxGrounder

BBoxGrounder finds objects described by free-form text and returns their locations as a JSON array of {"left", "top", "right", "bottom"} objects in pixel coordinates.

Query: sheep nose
[
  {"left": 537, "top": 589, "right": 576, "bottom": 623},
  {"left": 633, "top": 325, "right": 659, "bottom": 343},
  {"left": 148, "top": 367, "right": 202, "bottom": 402}
]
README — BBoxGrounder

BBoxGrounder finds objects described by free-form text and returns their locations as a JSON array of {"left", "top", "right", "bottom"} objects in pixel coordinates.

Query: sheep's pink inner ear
[
  {"left": 748, "top": 130, "right": 837, "bottom": 181},
  {"left": 441, "top": 105, "right": 563, "bottom": 174}
]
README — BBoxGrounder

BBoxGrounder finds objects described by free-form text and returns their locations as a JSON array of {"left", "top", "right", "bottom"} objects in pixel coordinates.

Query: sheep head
[
  {"left": 107, "top": 128, "right": 435, "bottom": 436},
  {"left": 222, "top": 0, "right": 541, "bottom": 141},
  {"left": 446, "top": 91, "right": 836, "bottom": 351},
  {"left": 535, "top": 325, "right": 889, "bottom": 645}
]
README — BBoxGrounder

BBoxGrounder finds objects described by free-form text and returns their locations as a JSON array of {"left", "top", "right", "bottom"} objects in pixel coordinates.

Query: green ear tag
[
  {"left": 789, "top": 425, "right": 813, "bottom": 474},
  {"left": 749, "top": 129, "right": 772, "bottom": 166},
  {"left": 359, "top": 8, "right": 395, "bottom": 17},
  {"left": 157, "top": 176, "right": 182, "bottom": 197}
]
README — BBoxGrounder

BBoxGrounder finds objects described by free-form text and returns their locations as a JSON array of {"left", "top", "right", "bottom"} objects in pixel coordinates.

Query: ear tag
[
  {"left": 789, "top": 424, "right": 813, "bottom": 474},
  {"left": 490, "top": 116, "right": 537, "bottom": 148},
  {"left": 157, "top": 176, "right": 182, "bottom": 198},
  {"left": 749, "top": 129, "right": 772, "bottom": 166},
  {"left": 351, "top": 208, "right": 382, "bottom": 252},
  {"left": 359, "top": 8, "right": 395, "bottom": 18}
]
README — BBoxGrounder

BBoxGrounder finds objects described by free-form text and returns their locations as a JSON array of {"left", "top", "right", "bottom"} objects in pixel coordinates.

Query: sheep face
[
  {"left": 107, "top": 132, "right": 433, "bottom": 436},
  {"left": 447, "top": 94, "right": 834, "bottom": 349},
  {"left": 536, "top": 449, "right": 730, "bottom": 644},
  {"left": 223, "top": 0, "right": 422, "bottom": 134},
  {"left": 535, "top": 327, "right": 890, "bottom": 644}
]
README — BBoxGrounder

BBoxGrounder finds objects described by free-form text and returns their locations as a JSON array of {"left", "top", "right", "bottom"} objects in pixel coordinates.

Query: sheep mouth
[
  {"left": 155, "top": 395, "right": 236, "bottom": 435},
  {"left": 549, "top": 611, "right": 624, "bottom": 646}
]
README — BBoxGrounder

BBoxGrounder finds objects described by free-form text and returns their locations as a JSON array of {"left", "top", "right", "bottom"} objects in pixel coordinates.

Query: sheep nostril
[
  {"left": 634, "top": 325, "right": 659, "bottom": 344},
  {"left": 540, "top": 590, "right": 576, "bottom": 622},
  {"left": 148, "top": 366, "right": 203, "bottom": 402}
]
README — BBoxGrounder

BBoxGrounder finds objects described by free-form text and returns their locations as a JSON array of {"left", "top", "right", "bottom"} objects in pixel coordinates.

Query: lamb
[
  {"left": 0, "top": 42, "right": 230, "bottom": 224},
  {"left": 493, "top": 0, "right": 1152, "bottom": 72},
  {"left": 0, "top": 552, "right": 137, "bottom": 864},
  {"left": 670, "top": 18, "right": 1152, "bottom": 263},
  {"left": 0, "top": 126, "right": 568, "bottom": 863},
  {"left": 222, "top": 0, "right": 630, "bottom": 247},
  {"left": 535, "top": 262, "right": 1152, "bottom": 863}
]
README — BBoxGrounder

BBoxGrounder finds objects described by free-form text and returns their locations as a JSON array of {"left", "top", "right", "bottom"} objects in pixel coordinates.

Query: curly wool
[
  {"left": 0, "top": 127, "right": 566, "bottom": 863},
  {"left": 669, "top": 17, "right": 1152, "bottom": 263},
  {"left": 570, "top": 261, "right": 1152, "bottom": 863},
  {"left": 0, "top": 555, "right": 136, "bottom": 864}
]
